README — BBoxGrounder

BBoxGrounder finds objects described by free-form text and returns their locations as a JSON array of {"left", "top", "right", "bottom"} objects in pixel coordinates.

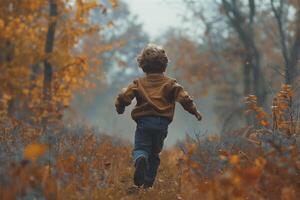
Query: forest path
[{"left": 105, "top": 150, "right": 182, "bottom": 200}]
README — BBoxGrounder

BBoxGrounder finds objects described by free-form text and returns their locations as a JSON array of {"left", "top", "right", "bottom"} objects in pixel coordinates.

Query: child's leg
[
  {"left": 132, "top": 117, "right": 170, "bottom": 187},
  {"left": 132, "top": 124, "right": 153, "bottom": 186},
  {"left": 144, "top": 122, "right": 168, "bottom": 187},
  {"left": 144, "top": 152, "right": 160, "bottom": 187},
  {"left": 132, "top": 127, "right": 152, "bottom": 163}
]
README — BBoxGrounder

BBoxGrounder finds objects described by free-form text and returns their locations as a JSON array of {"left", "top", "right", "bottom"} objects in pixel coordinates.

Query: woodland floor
[{"left": 78, "top": 149, "right": 184, "bottom": 200}]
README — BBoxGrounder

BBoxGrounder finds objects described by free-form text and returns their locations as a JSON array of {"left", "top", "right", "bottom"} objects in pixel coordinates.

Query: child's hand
[
  {"left": 195, "top": 112, "right": 202, "bottom": 121},
  {"left": 121, "top": 87, "right": 127, "bottom": 94},
  {"left": 116, "top": 106, "right": 125, "bottom": 114}
]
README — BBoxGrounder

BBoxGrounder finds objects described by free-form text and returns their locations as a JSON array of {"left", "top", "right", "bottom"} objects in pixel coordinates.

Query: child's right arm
[
  {"left": 171, "top": 81, "right": 202, "bottom": 121},
  {"left": 115, "top": 80, "right": 138, "bottom": 114}
]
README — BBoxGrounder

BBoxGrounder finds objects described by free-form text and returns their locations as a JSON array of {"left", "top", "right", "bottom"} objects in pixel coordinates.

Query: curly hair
[{"left": 137, "top": 43, "right": 169, "bottom": 73}]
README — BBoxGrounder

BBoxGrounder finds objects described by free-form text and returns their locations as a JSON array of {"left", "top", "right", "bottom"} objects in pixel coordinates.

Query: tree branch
[{"left": 270, "top": 0, "right": 289, "bottom": 65}]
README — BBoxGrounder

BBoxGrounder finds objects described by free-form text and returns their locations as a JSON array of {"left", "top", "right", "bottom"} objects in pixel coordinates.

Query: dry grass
[{"left": 0, "top": 85, "right": 299, "bottom": 200}]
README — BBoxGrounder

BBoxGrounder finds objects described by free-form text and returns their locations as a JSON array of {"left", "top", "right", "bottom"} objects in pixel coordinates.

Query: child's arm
[
  {"left": 172, "top": 81, "right": 202, "bottom": 121},
  {"left": 115, "top": 80, "right": 137, "bottom": 114}
]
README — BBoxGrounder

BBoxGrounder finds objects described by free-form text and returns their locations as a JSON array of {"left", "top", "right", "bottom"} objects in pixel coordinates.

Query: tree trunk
[
  {"left": 244, "top": 61, "right": 251, "bottom": 97},
  {"left": 43, "top": 0, "right": 58, "bottom": 180},
  {"left": 222, "top": 0, "right": 267, "bottom": 107},
  {"left": 271, "top": 0, "right": 300, "bottom": 87},
  {"left": 43, "top": 0, "right": 57, "bottom": 127},
  {"left": 287, "top": 5, "right": 300, "bottom": 87}
]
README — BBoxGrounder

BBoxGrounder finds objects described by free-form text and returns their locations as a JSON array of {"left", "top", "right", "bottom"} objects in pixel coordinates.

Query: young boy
[{"left": 115, "top": 43, "right": 202, "bottom": 188}]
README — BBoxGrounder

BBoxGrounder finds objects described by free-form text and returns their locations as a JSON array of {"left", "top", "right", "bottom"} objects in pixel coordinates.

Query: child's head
[{"left": 137, "top": 43, "right": 169, "bottom": 73}]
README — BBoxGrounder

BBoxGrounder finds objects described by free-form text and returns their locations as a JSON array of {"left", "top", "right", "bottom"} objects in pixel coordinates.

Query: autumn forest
[{"left": 0, "top": 0, "right": 299, "bottom": 199}]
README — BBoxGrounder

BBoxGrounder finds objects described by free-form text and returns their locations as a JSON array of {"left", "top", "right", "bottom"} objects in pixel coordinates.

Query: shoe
[
  {"left": 126, "top": 186, "right": 140, "bottom": 195},
  {"left": 134, "top": 156, "right": 147, "bottom": 187},
  {"left": 143, "top": 180, "right": 153, "bottom": 189}
]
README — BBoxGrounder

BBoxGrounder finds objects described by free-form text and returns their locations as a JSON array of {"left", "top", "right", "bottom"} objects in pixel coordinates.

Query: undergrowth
[{"left": 0, "top": 85, "right": 299, "bottom": 200}]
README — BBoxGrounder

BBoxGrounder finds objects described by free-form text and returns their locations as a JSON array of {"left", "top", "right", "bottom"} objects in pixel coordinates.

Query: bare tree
[
  {"left": 222, "top": 0, "right": 267, "bottom": 106},
  {"left": 271, "top": 0, "right": 300, "bottom": 87}
]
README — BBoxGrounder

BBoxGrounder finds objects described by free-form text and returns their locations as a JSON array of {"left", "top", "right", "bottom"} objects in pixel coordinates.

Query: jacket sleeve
[
  {"left": 115, "top": 80, "right": 137, "bottom": 114},
  {"left": 171, "top": 80, "right": 198, "bottom": 115}
]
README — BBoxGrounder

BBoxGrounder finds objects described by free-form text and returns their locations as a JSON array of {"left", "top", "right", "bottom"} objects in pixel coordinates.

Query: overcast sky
[{"left": 123, "top": 0, "right": 185, "bottom": 40}]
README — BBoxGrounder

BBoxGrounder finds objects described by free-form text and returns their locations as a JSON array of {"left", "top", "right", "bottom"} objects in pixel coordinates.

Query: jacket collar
[{"left": 146, "top": 73, "right": 164, "bottom": 78}]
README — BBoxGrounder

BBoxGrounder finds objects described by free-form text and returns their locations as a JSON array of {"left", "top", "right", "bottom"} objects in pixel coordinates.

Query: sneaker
[
  {"left": 143, "top": 180, "right": 153, "bottom": 189},
  {"left": 134, "top": 156, "right": 147, "bottom": 187}
]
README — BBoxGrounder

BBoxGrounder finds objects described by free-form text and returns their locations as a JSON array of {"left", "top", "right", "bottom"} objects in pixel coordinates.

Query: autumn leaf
[
  {"left": 24, "top": 143, "right": 48, "bottom": 161},
  {"left": 255, "top": 157, "right": 267, "bottom": 169},
  {"left": 229, "top": 154, "right": 240, "bottom": 165},
  {"left": 260, "top": 120, "right": 269, "bottom": 127},
  {"left": 218, "top": 149, "right": 229, "bottom": 159},
  {"left": 187, "top": 143, "right": 197, "bottom": 156}
]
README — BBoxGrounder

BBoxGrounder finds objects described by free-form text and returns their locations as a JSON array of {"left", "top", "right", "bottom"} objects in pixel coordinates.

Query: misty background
[
  {"left": 69, "top": 0, "right": 300, "bottom": 146},
  {"left": 70, "top": 0, "right": 218, "bottom": 146}
]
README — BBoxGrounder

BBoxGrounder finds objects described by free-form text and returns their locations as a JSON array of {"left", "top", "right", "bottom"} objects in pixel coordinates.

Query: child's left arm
[{"left": 115, "top": 80, "right": 138, "bottom": 114}]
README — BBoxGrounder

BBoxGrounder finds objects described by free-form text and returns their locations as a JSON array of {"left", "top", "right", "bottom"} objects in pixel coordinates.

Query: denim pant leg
[
  {"left": 132, "top": 126, "right": 152, "bottom": 163},
  {"left": 145, "top": 130, "right": 167, "bottom": 184}
]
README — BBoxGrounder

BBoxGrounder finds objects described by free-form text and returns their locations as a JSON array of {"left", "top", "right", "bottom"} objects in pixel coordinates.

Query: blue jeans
[{"left": 133, "top": 116, "right": 171, "bottom": 185}]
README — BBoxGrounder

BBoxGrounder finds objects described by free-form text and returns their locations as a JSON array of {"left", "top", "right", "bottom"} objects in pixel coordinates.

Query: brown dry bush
[
  {"left": 178, "top": 85, "right": 300, "bottom": 200},
  {"left": 0, "top": 112, "right": 181, "bottom": 200}
]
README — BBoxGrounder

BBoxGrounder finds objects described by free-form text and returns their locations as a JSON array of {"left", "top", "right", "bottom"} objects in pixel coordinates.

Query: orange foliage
[
  {"left": 0, "top": 85, "right": 299, "bottom": 199},
  {"left": 24, "top": 143, "right": 48, "bottom": 161},
  {"left": 0, "top": 1, "right": 299, "bottom": 199},
  {"left": 244, "top": 95, "right": 270, "bottom": 127},
  {"left": 272, "top": 84, "right": 298, "bottom": 135},
  {"left": 178, "top": 86, "right": 299, "bottom": 199},
  {"left": 0, "top": 0, "right": 119, "bottom": 124}
]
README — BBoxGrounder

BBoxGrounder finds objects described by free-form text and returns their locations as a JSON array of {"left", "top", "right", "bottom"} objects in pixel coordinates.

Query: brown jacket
[{"left": 115, "top": 73, "right": 199, "bottom": 121}]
